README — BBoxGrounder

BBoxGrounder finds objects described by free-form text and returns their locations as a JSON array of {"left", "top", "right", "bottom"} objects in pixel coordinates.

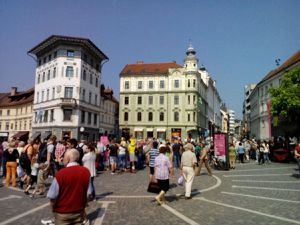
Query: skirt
[{"left": 157, "top": 179, "right": 169, "bottom": 193}]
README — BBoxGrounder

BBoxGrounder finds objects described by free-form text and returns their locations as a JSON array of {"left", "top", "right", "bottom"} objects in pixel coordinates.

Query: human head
[
  {"left": 67, "top": 138, "right": 78, "bottom": 149},
  {"left": 184, "top": 143, "right": 194, "bottom": 152},
  {"left": 63, "top": 148, "right": 80, "bottom": 166},
  {"left": 152, "top": 141, "right": 158, "bottom": 149},
  {"left": 8, "top": 141, "right": 16, "bottom": 148},
  {"left": 159, "top": 144, "right": 167, "bottom": 154},
  {"left": 18, "top": 141, "right": 25, "bottom": 148},
  {"left": 48, "top": 135, "right": 57, "bottom": 143}
]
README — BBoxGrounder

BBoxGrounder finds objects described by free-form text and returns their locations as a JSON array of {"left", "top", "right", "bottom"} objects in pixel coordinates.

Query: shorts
[
  {"left": 129, "top": 153, "right": 136, "bottom": 162},
  {"left": 109, "top": 156, "right": 118, "bottom": 165},
  {"left": 30, "top": 175, "right": 37, "bottom": 185},
  {"left": 157, "top": 179, "right": 169, "bottom": 193},
  {"left": 150, "top": 167, "right": 155, "bottom": 175}
]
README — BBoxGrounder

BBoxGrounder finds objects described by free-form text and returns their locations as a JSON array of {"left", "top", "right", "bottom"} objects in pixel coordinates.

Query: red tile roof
[
  {"left": 120, "top": 62, "right": 182, "bottom": 75},
  {"left": 0, "top": 88, "right": 34, "bottom": 107},
  {"left": 260, "top": 50, "right": 300, "bottom": 83}
]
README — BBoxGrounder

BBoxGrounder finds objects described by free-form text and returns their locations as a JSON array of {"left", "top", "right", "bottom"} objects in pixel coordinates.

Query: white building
[
  {"left": 228, "top": 109, "right": 235, "bottom": 134},
  {"left": 249, "top": 50, "right": 300, "bottom": 140},
  {"left": 242, "top": 84, "right": 256, "bottom": 137},
  {"left": 119, "top": 44, "right": 222, "bottom": 141},
  {"left": 28, "top": 35, "right": 108, "bottom": 141}
]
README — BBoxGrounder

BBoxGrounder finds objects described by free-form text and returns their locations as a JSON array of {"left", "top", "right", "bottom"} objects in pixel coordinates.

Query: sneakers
[{"left": 41, "top": 219, "right": 54, "bottom": 225}]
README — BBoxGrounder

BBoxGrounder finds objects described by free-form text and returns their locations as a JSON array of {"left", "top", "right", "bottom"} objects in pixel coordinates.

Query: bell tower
[{"left": 184, "top": 42, "right": 198, "bottom": 72}]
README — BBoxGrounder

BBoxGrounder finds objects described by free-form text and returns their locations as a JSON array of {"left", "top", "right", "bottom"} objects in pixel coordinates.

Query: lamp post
[{"left": 80, "top": 127, "right": 85, "bottom": 140}]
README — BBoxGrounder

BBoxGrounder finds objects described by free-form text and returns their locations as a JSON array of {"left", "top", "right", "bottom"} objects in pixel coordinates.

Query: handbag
[
  {"left": 147, "top": 181, "right": 161, "bottom": 194},
  {"left": 177, "top": 175, "right": 184, "bottom": 186}
]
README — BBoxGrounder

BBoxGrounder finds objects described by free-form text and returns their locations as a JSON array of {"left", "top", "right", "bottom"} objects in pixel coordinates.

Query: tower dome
[{"left": 184, "top": 42, "right": 198, "bottom": 72}]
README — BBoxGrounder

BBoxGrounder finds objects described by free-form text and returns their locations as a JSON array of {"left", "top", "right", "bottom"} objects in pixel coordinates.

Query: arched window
[{"left": 174, "top": 112, "right": 179, "bottom": 122}]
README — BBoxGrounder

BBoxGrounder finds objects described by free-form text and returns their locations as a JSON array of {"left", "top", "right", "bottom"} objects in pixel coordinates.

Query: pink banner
[{"left": 214, "top": 134, "right": 226, "bottom": 157}]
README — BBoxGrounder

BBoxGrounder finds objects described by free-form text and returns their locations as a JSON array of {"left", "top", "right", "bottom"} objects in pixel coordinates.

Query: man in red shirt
[{"left": 47, "top": 148, "right": 91, "bottom": 224}]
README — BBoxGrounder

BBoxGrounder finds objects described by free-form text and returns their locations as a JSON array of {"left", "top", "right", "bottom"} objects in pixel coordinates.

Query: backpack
[
  {"left": 38, "top": 143, "right": 48, "bottom": 163},
  {"left": 19, "top": 146, "right": 31, "bottom": 169},
  {"left": 76, "top": 145, "right": 84, "bottom": 165}
]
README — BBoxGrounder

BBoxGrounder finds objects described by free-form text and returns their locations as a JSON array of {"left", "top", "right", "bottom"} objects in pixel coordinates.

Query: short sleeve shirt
[{"left": 181, "top": 150, "right": 197, "bottom": 167}]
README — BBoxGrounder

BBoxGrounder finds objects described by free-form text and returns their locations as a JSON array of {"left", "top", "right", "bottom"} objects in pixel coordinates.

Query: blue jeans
[
  {"left": 173, "top": 154, "right": 181, "bottom": 168},
  {"left": 264, "top": 153, "right": 270, "bottom": 163},
  {"left": 118, "top": 154, "right": 126, "bottom": 170}
]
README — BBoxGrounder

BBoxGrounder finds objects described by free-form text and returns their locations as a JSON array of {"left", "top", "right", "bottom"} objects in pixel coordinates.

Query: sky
[{"left": 0, "top": 0, "right": 299, "bottom": 119}]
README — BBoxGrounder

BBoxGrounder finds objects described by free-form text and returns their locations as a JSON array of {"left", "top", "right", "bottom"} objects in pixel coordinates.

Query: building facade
[
  {"left": 249, "top": 50, "right": 300, "bottom": 140},
  {"left": 119, "top": 45, "right": 222, "bottom": 141},
  {"left": 0, "top": 87, "right": 34, "bottom": 142},
  {"left": 242, "top": 84, "right": 256, "bottom": 138},
  {"left": 28, "top": 35, "right": 108, "bottom": 141},
  {"left": 228, "top": 109, "right": 235, "bottom": 135}
]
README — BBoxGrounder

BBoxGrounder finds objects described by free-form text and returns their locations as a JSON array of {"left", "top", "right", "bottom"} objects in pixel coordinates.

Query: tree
[{"left": 269, "top": 66, "right": 300, "bottom": 135}]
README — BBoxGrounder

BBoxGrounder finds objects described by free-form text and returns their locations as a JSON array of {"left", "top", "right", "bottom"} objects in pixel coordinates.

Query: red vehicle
[{"left": 271, "top": 148, "right": 290, "bottom": 162}]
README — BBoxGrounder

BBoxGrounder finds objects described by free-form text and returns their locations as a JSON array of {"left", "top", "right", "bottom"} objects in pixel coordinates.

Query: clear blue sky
[{"left": 1, "top": 0, "right": 299, "bottom": 118}]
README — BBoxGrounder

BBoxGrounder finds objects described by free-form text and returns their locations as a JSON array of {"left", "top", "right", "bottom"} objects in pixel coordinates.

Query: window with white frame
[
  {"left": 125, "top": 81, "right": 130, "bottom": 89},
  {"left": 66, "top": 66, "right": 74, "bottom": 77},
  {"left": 174, "top": 80, "right": 179, "bottom": 88},
  {"left": 53, "top": 67, "right": 56, "bottom": 78},
  {"left": 137, "top": 112, "right": 142, "bottom": 121},
  {"left": 148, "top": 112, "right": 153, "bottom": 121},
  {"left": 138, "top": 81, "right": 143, "bottom": 89},
  {"left": 52, "top": 87, "right": 55, "bottom": 99},
  {"left": 174, "top": 112, "right": 179, "bottom": 122},
  {"left": 159, "top": 112, "right": 164, "bottom": 121},
  {"left": 148, "top": 80, "right": 154, "bottom": 89},
  {"left": 63, "top": 109, "right": 72, "bottom": 121},
  {"left": 67, "top": 50, "right": 75, "bottom": 57},
  {"left": 174, "top": 95, "right": 179, "bottom": 105},
  {"left": 124, "top": 112, "right": 128, "bottom": 121},
  {"left": 137, "top": 96, "right": 142, "bottom": 105},
  {"left": 159, "top": 96, "right": 164, "bottom": 105},
  {"left": 64, "top": 87, "right": 73, "bottom": 98},
  {"left": 148, "top": 96, "right": 153, "bottom": 105},
  {"left": 160, "top": 80, "right": 165, "bottom": 89},
  {"left": 124, "top": 96, "right": 129, "bottom": 105}
]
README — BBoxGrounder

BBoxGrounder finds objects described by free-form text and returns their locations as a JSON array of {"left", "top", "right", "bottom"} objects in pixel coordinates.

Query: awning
[
  {"left": 31, "top": 132, "right": 41, "bottom": 140},
  {"left": 41, "top": 131, "right": 52, "bottom": 140},
  {"left": 157, "top": 128, "right": 166, "bottom": 132},
  {"left": 146, "top": 128, "right": 154, "bottom": 132},
  {"left": 12, "top": 131, "right": 29, "bottom": 140},
  {"left": 134, "top": 128, "right": 144, "bottom": 132}
]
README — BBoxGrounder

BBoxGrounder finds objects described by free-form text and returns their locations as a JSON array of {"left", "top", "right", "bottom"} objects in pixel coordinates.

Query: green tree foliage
[{"left": 269, "top": 66, "right": 300, "bottom": 134}]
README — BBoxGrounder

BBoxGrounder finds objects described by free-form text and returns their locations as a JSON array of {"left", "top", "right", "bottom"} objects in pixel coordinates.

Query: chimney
[
  {"left": 11, "top": 87, "right": 17, "bottom": 96},
  {"left": 136, "top": 61, "right": 144, "bottom": 64}
]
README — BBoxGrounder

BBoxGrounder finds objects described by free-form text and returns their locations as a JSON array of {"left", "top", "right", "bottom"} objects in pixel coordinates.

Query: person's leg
[
  {"left": 204, "top": 159, "right": 212, "bottom": 175},
  {"left": 6, "top": 162, "right": 12, "bottom": 186},
  {"left": 11, "top": 162, "right": 17, "bottom": 187},
  {"left": 91, "top": 176, "right": 95, "bottom": 199}
]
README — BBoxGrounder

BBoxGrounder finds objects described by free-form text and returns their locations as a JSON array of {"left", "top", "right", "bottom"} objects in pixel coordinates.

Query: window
[
  {"left": 83, "top": 70, "right": 87, "bottom": 81},
  {"left": 137, "top": 96, "right": 142, "bottom": 105},
  {"left": 174, "top": 112, "right": 179, "bottom": 122},
  {"left": 159, "top": 96, "right": 164, "bottom": 105},
  {"left": 37, "top": 92, "right": 39, "bottom": 103},
  {"left": 54, "top": 51, "right": 57, "bottom": 58},
  {"left": 67, "top": 50, "right": 75, "bottom": 57},
  {"left": 188, "top": 95, "right": 190, "bottom": 104},
  {"left": 46, "top": 89, "right": 49, "bottom": 101},
  {"left": 124, "top": 96, "right": 129, "bottom": 105},
  {"left": 148, "top": 80, "right": 154, "bottom": 89},
  {"left": 193, "top": 95, "right": 196, "bottom": 104},
  {"left": 174, "top": 80, "right": 179, "bottom": 88},
  {"left": 188, "top": 79, "right": 191, "bottom": 88},
  {"left": 193, "top": 79, "right": 196, "bottom": 87},
  {"left": 63, "top": 109, "right": 72, "bottom": 121},
  {"left": 37, "top": 74, "right": 40, "bottom": 84},
  {"left": 160, "top": 80, "right": 165, "bottom": 89},
  {"left": 81, "top": 111, "right": 85, "bottom": 123},
  {"left": 193, "top": 112, "right": 195, "bottom": 121},
  {"left": 52, "top": 87, "right": 55, "bottom": 99},
  {"left": 88, "top": 112, "right": 92, "bottom": 124},
  {"left": 124, "top": 112, "right": 128, "bottom": 121},
  {"left": 53, "top": 67, "right": 56, "bottom": 78},
  {"left": 41, "top": 91, "right": 44, "bottom": 102},
  {"left": 148, "top": 96, "right": 153, "bottom": 105},
  {"left": 44, "top": 110, "right": 48, "bottom": 122},
  {"left": 64, "top": 87, "right": 73, "bottom": 98},
  {"left": 138, "top": 81, "right": 143, "bottom": 89},
  {"left": 14, "top": 122, "right": 17, "bottom": 130},
  {"left": 66, "top": 66, "right": 74, "bottom": 77},
  {"left": 125, "top": 81, "right": 129, "bottom": 89},
  {"left": 48, "top": 54, "right": 52, "bottom": 61},
  {"left": 95, "top": 78, "right": 98, "bottom": 87},
  {"left": 174, "top": 95, "right": 179, "bottom": 105},
  {"left": 137, "top": 112, "right": 142, "bottom": 121},
  {"left": 24, "top": 120, "right": 27, "bottom": 130},
  {"left": 5, "top": 122, "right": 9, "bottom": 130},
  {"left": 84, "top": 54, "right": 87, "bottom": 62},
  {"left": 42, "top": 72, "right": 45, "bottom": 82},
  {"left": 82, "top": 89, "right": 85, "bottom": 101},
  {"left": 94, "top": 113, "right": 97, "bottom": 125},
  {"left": 90, "top": 59, "right": 94, "bottom": 67},
  {"left": 38, "top": 60, "right": 41, "bottom": 66},
  {"left": 90, "top": 74, "right": 93, "bottom": 85},
  {"left": 50, "top": 109, "right": 54, "bottom": 122},
  {"left": 43, "top": 57, "right": 46, "bottom": 64},
  {"left": 188, "top": 113, "right": 191, "bottom": 122},
  {"left": 95, "top": 94, "right": 98, "bottom": 105},
  {"left": 148, "top": 112, "right": 153, "bottom": 121},
  {"left": 89, "top": 92, "right": 92, "bottom": 103},
  {"left": 159, "top": 112, "right": 164, "bottom": 121}
]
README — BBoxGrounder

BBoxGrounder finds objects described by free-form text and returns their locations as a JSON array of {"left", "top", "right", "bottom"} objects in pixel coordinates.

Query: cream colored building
[
  {"left": 119, "top": 45, "right": 222, "bottom": 141},
  {"left": 0, "top": 87, "right": 34, "bottom": 142}
]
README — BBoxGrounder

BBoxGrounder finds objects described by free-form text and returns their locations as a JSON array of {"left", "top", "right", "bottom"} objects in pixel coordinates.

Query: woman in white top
[{"left": 82, "top": 144, "right": 96, "bottom": 199}]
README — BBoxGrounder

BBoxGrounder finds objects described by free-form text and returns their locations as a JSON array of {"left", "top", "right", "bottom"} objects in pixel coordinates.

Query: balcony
[{"left": 58, "top": 98, "right": 77, "bottom": 108}]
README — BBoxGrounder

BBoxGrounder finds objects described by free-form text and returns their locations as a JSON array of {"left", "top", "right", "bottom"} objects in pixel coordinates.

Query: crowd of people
[{"left": 0, "top": 134, "right": 299, "bottom": 224}]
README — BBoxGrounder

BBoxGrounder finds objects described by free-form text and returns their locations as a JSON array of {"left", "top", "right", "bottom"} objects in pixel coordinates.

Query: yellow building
[{"left": 0, "top": 87, "right": 34, "bottom": 142}]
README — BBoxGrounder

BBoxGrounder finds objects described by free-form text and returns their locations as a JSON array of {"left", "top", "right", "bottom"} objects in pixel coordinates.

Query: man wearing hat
[{"left": 180, "top": 143, "right": 197, "bottom": 199}]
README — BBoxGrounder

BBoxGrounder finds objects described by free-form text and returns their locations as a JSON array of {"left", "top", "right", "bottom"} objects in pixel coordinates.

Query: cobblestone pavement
[{"left": 0, "top": 161, "right": 299, "bottom": 225}]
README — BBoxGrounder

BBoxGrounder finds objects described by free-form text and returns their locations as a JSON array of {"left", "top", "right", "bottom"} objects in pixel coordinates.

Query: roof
[
  {"left": 260, "top": 50, "right": 300, "bottom": 83},
  {"left": 28, "top": 35, "right": 108, "bottom": 60},
  {"left": 120, "top": 62, "right": 182, "bottom": 75},
  {"left": 0, "top": 88, "right": 34, "bottom": 107}
]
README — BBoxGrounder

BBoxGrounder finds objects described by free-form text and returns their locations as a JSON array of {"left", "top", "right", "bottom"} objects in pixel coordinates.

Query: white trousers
[{"left": 182, "top": 166, "right": 195, "bottom": 197}]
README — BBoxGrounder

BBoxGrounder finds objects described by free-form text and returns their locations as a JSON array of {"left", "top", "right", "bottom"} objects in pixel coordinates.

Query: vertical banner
[{"left": 214, "top": 133, "right": 227, "bottom": 161}]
